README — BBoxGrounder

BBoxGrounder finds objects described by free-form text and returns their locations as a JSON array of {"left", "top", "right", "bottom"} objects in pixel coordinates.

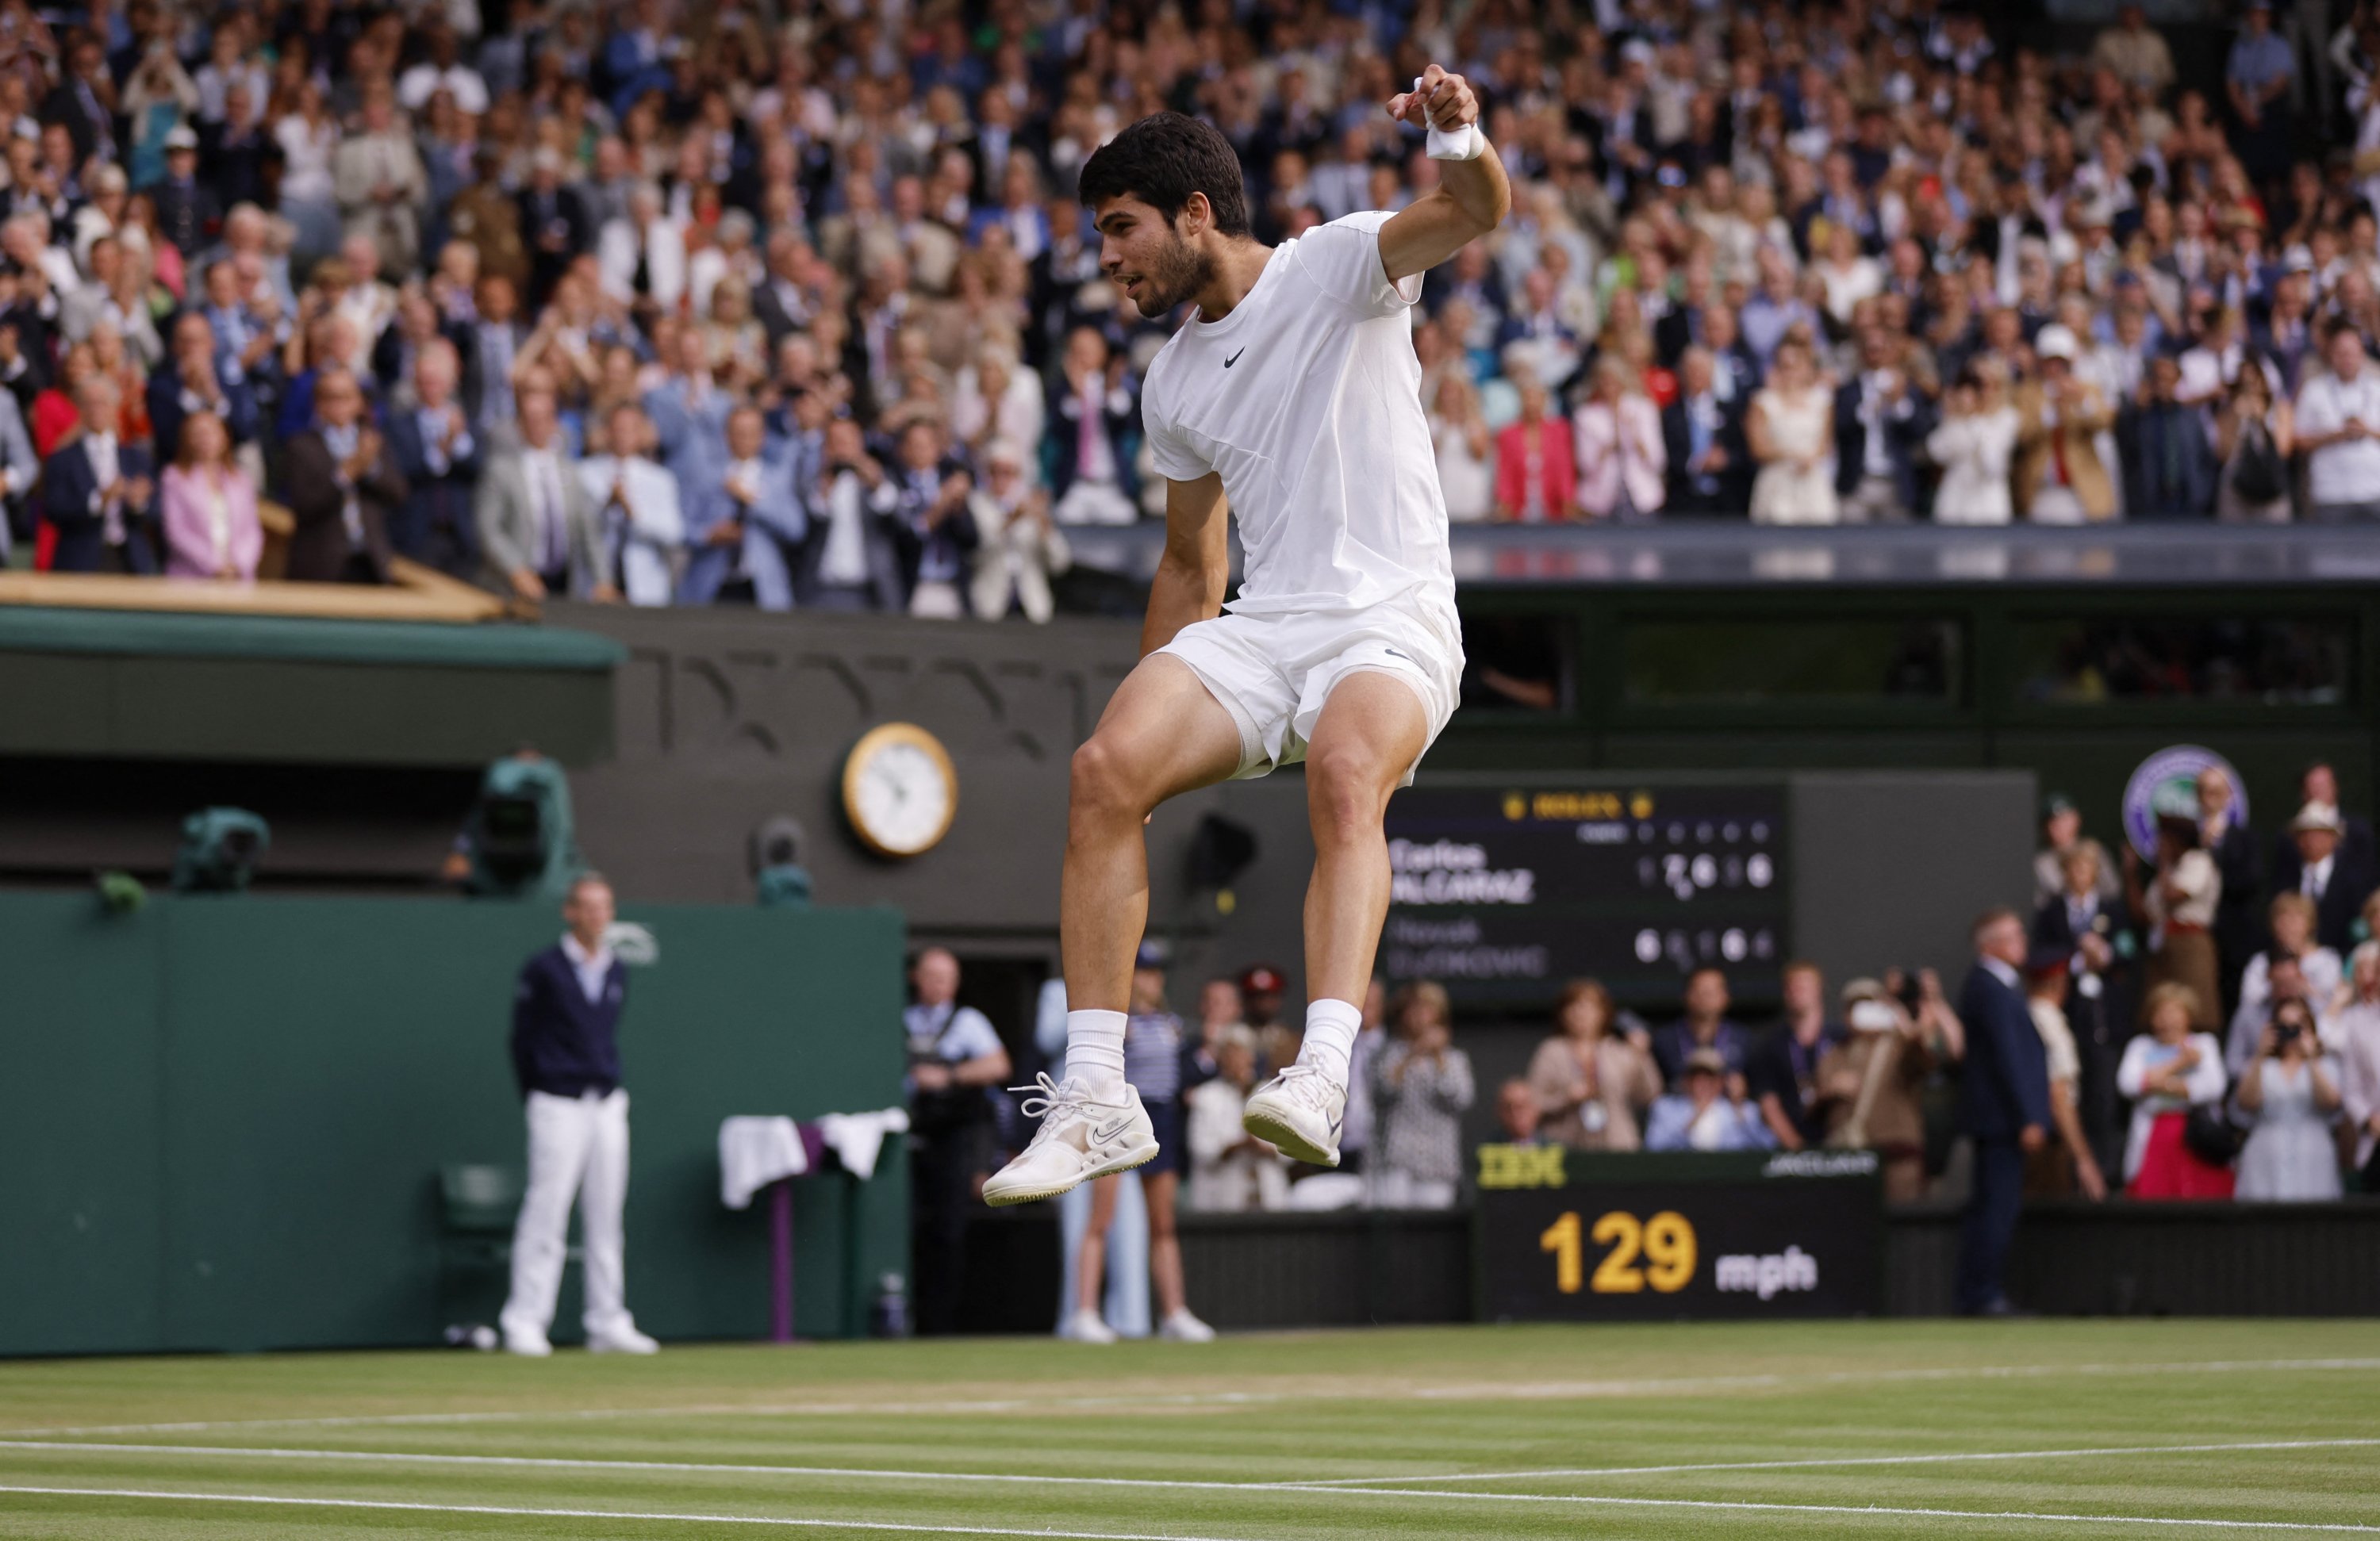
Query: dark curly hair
[{"left": 1077, "top": 112, "right": 1252, "bottom": 238}]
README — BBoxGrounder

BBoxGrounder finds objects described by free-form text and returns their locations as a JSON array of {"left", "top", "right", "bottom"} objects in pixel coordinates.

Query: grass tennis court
[{"left": 0, "top": 1320, "right": 2373, "bottom": 1539}]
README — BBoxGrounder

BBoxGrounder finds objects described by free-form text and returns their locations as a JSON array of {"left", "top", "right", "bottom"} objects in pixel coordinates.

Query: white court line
[
  {"left": 15, "top": 1355, "right": 2380, "bottom": 1439},
  {"left": 3, "top": 1480, "right": 2377, "bottom": 1535},
  {"left": 2, "top": 1433, "right": 2374, "bottom": 1501},
  {"left": 1284, "top": 1436, "right": 2380, "bottom": 1489},
  {"left": 0, "top": 1485, "right": 1265, "bottom": 1540}
]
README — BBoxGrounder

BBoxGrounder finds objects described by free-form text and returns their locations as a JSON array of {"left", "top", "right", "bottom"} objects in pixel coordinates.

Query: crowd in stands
[{"left": 9, "top": 0, "right": 2379, "bottom": 612}]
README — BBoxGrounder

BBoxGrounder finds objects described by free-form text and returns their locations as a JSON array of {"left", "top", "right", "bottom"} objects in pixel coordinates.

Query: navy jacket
[
  {"left": 1956, "top": 961, "right": 2052, "bottom": 1144},
  {"left": 510, "top": 942, "right": 628, "bottom": 1099},
  {"left": 42, "top": 435, "right": 157, "bottom": 573}
]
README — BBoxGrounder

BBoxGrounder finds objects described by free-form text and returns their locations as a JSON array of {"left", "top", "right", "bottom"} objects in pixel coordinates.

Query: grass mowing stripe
[
  {"left": 18, "top": 1355, "right": 2380, "bottom": 1438},
  {"left": 7, "top": 1434, "right": 2377, "bottom": 1498},
  {"left": 0, "top": 1485, "right": 1272, "bottom": 1540},
  {"left": 1308, "top": 1487, "right": 2380, "bottom": 1533},
  {"left": 1280, "top": 1436, "right": 2380, "bottom": 1487}
]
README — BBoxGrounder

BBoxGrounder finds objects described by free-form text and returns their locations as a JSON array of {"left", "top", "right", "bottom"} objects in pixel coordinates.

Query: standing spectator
[
  {"left": 149, "top": 309, "right": 259, "bottom": 471},
  {"left": 1650, "top": 966, "right": 1756, "bottom": 1086},
  {"left": 1573, "top": 355, "right": 1664, "bottom": 520},
  {"left": 281, "top": 367, "right": 403, "bottom": 585},
  {"left": 1927, "top": 363, "right": 2021, "bottom": 525},
  {"left": 2033, "top": 793, "right": 2120, "bottom": 910},
  {"left": 2199, "top": 765, "right": 2266, "bottom": 1009},
  {"left": 1370, "top": 981, "right": 1475, "bottom": 1209},
  {"left": 1495, "top": 1079, "right": 1549, "bottom": 1144},
  {"left": 1525, "top": 978, "right": 1660, "bottom": 1151},
  {"left": 1956, "top": 908, "right": 2052, "bottom": 1317},
  {"left": 478, "top": 380, "right": 611, "bottom": 603},
  {"left": 1813, "top": 979, "right": 1943, "bottom": 1202},
  {"left": 1664, "top": 346, "right": 1750, "bottom": 515},
  {"left": 2294, "top": 762, "right": 2378, "bottom": 876},
  {"left": 2234, "top": 995, "right": 2344, "bottom": 1201},
  {"left": 2013, "top": 328, "right": 2118, "bottom": 523},
  {"left": 463, "top": 274, "right": 529, "bottom": 437},
  {"left": 1833, "top": 326, "right": 1929, "bottom": 522},
  {"left": 1338, "top": 977, "right": 1389, "bottom": 1176},
  {"left": 2092, "top": 4, "right": 2178, "bottom": 98},
  {"left": 148, "top": 125, "right": 217, "bottom": 261},
  {"left": 800, "top": 415, "right": 906, "bottom": 611},
  {"left": 386, "top": 339, "right": 483, "bottom": 579},
  {"left": 2228, "top": 894, "right": 2344, "bottom": 1075},
  {"left": 678, "top": 403, "right": 806, "bottom": 611},
  {"left": 1429, "top": 372, "right": 1494, "bottom": 523},
  {"left": 2227, "top": 1, "right": 2296, "bottom": 184},
  {"left": 1745, "top": 336, "right": 1837, "bottom": 523},
  {"left": 577, "top": 402, "right": 684, "bottom": 608},
  {"left": 1645, "top": 1048, "right": 1772, "bottom": 1151},
  {"left": 1069, "top": 945, "right": 1214, "bottom": 1344},
  {"left": 498, "top": 872, "right": 659, "bottom": 1358},
  {"left": 40, "top": 371, "right": 155, "bottom": 573},
  {"left": 2295, "top": 325, "right": 2380, "bottom": 520},
  {"left": 2025, "top": 960, "right": 2111, "bottom": 1200},
  {"left": 332, "top": 84, "right": 428, "bottom": 278},
  {"left": 1186, "top": 1027, "right": 1287, "bottom": 1212},
  {"left": 1492, "top": 371, "right": 1576, "bottom": 522},
  {"left": 2033, "top": 841, "right": 2138, "bottom": 1173},
  {"left": 2333, "top": 943, "right": 2380, "bottom": 1190},
  {"left": 2129, "top": 811, "right": 2225, "bottom": 1033},
  {"left": 903, "top": 947, "right": 1012, "bottom": 1337},
  {"left": 1048, "top": 326, "right": 1138, "bottom": 527},
  {"left": 159, "top": 409, "right": 259, "bottom": 582},
  {"left": 2119, "top": 355, "right": 2219, "bottom": 519},
  {"left": 888, "top": 417, "right": 978, "bottom": 619},
  {"left": 1749, "top": 960, "right": 1846, "bottom": 1152},
  {"left": 2272, "top": 800, "right": 2374, "bottom": 955},
  {"left": 968, "top": 437, "right": 1069, "bottom": 623},
  {"left": 2213, "top": 367, "right": 2295, "bottom": 522},
  {"left": 2117, "top": 981, "right": 2236, "bottom": 1198},
  {"left": 271, "top": 81, "right": 342, "bottom": 261}
]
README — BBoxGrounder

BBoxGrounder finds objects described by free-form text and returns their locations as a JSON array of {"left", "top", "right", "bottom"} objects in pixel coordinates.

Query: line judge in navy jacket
[
  {"left": 498, "top": 872, "right": 659, "bottom": 1358},
  {"left": 1956, "top": 907, "right": 2053, "bottom": 1317}
]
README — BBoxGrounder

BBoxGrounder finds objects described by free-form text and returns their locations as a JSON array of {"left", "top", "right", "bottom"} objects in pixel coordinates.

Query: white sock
[
  {"left": 1063, "top": 1009, "right": 1127, "bottom": 1096},
  {"left": 1295, "top": 998, "right": 1364, "bottom": 1086}
]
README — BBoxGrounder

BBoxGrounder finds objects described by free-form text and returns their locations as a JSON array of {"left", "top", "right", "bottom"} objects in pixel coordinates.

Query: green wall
[{"left": 0, "top": 892, "right": 906, "bottom": 1355}]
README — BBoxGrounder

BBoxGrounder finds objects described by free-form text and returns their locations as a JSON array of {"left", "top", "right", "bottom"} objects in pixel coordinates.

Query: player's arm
[
  {"left": 1142, "top": 470, "right": 1229, "bottom": 657},
  {"left": 1377, "top": 65, "right": 1511, "bottom": 285}
]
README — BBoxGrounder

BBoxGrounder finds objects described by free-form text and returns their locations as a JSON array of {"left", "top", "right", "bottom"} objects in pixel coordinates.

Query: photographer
[{"left": 2234, "top": 997, "right": 2344, "bottom": 1202}]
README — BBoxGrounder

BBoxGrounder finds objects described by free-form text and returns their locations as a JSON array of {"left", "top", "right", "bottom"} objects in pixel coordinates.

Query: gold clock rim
[{"left": 841, "top": 721, "right": 959, "bottom": 858}]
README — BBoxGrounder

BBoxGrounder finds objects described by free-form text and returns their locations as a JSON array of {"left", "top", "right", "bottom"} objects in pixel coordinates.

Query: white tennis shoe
[
  {"left": 983, "top": 1074, "right": 1157, "bottom": 1206},
  {"left": 1241, "top": 1064, "right": 1345, "bottom": 1168}
]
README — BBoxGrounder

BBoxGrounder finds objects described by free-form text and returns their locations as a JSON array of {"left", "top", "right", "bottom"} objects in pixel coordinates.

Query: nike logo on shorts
[{"left": 1224, "top": 348, "right": 1246, "bottom": 368}]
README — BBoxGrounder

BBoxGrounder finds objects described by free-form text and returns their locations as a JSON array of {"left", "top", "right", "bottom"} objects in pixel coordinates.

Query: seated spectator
[
  {"left": 2116, "top": 982, "right": 2234, "bottom": 1198},
  {"left": 1927, "top": 363, "right": 2021, "bottom": 525},
  {"left": 2014, "top": 328, "right": 2119, "bottom": 523},
  {"left": 576, "top": 401, "right": 684, "bottom": 607},
  {"left": 1185, "top": 1026, "right": 1286, "bottom": 1213},
  {"left": 1049, "top": 326, "right": 1138, "bottom": 527},
  {"left": 477, "top": 379, "right": 612, "bottom": 603},
  {"left": 279, "top": 367, "right": 402, "bottom": 584},
  {"left": 2228, "top": 894, "right": 2343, "bottom": 1075},
  {"left": 968, "top": 438, "right": 1069, "bottom": 623},
  {"left": 1493, "top": 372, "right": 1576, "bottom": 522},
  {"left": 1572, "top": 356, "right": 1664, "bottom": 520},
  {"left": 1749, "top": 961, "right": 1846, "bottom": 1152},
  {"left": 887, "top": 418, "right": 978, "bottom": 618},
  {"left": 1370, "top": 982, "right": 1475, "bottom": 1209},
  {"left": 1495, "top": 1079, "right": 1547, "bottom": 1145},
  {"left": 386, "top": 339, "right": 484, "bottom": 579},
  {"left": 2332, "top": 943, "right": 2380, "bottom": 1191},
  {"left": 2025, "top": 961, "right": 2110, "bottom": 1199},
  {"left": 41, "top": 372, "right": 156, "bottom": 573},
  {"left": 1651, "top": 966, "right": 1755, "bottom": 1086},
  {"left": 1664, "top": 347, "right": 1751, "bottom": 516},
  {"left": 2295, "top": 325, "right": 2380, "bottom": 521},
  {"left": 1526, "top": 978, "right": 1660, "bottom": 1150},
  {"left": 2234, "top": 995, "right": 2344, "bottom": 1202},
  {"left": 678, "top": 404, "right": 806, "bottom": 611},
  {"left": 1812, "top": 979, "right": 1940, "bottom": 1202},
  {"left": 801, "top": 415, "right": 907, "bottom": 611},
  {"left": 159, "top": 410, "right": 259, "bottom": 582},
  {"left": 1645, "top": 1048, "right": 1773, "bottom": 1152}
]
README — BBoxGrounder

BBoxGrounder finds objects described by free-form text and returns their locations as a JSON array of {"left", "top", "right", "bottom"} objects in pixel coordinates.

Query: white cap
[{"left": 2035, "top": 324, "right": 2079, "bottom": 363}]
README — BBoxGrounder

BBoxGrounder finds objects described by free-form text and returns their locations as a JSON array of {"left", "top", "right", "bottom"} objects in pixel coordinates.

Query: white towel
[
  {"left": 718, "top": 1115, "right": 806, "bottom": 1209},
  {"left": 814, "top": 1108, "right": 910, "bottom": 1180}
]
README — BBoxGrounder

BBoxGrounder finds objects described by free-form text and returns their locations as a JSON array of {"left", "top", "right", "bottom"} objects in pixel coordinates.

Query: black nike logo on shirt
[
  {"left": 1224, "top": 349, "right": 1246, "bottom": 368},
  {"left": 1383, "top": 648, "right": 1411, "bottom": 661}
]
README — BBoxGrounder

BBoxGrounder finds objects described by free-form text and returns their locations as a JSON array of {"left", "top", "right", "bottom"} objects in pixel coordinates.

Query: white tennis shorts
[{"left": 1156, "top": 593, "right": 1464, "bottom": 788}]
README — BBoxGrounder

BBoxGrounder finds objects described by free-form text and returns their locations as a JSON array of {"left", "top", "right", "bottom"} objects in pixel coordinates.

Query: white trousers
[{"left": 501, "top": 1088, "right": 637, "bottom": 1341}]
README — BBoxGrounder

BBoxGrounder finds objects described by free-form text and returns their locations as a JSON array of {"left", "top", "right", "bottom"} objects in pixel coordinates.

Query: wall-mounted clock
[{"left": 841, "top": 723, "right": 958, "bottom": 858}]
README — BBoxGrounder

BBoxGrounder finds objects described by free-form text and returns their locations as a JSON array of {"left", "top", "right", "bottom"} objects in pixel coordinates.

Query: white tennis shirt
[{"left": 1141, "top": 210, "right": 1456, "bottom": 621}]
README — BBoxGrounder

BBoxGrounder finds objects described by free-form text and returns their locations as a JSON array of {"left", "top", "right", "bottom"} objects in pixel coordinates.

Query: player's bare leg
[
  {"left": 1242, "top": 671, "right": 1430, "bottom": 1167},
  {"left": 985, "top": 656, "right": 1243, "bottom": 1206}
]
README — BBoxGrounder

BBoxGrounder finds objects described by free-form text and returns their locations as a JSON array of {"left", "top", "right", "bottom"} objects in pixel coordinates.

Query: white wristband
[{"left": 1415, "top": 76, "right": 1485, "bottom": 161}]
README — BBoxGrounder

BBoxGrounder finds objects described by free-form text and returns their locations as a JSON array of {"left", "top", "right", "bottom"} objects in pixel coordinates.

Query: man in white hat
[
  {"left": 2013, "top": 325, "right": 2116, "bottom": 522},
  {"left": 149, "top": 125, "right": 217, "bottom": 259},
  {"left": 2278, "top": 801, "right": 2375, "bottom": 953}
]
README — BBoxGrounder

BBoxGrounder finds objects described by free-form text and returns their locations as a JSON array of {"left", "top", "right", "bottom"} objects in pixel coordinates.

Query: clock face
[{"left": 843, "top": 725, "right": 958, "bottom": 857}]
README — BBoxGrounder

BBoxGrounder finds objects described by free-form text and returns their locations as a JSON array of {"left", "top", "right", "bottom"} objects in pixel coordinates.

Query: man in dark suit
[
  {"left": 498, "top": 872, "right": 659, "bottom": 1359},
  {"left": 2273, "top": 763, "right": 2378, "bottom": 905},
  {"left": 752, "top": 228, "right": 813, "bottom": 352},
  {"left": 40, "top": 32, "right": 117, "bottom": 170},
  {"left": 1833, "top": 326, "right": 1932, "bottom": 520},
  {"left": 2030, "top": 844, "right": 2136, "bottom": 1174},
  {"left": 1663, "top": 346, "right": 1751, "bottom": 515},
  {"left": 385, "top": 339, "right": 484, "bottom": 578},
  {"left": 149, "top": 311, "right": 260, "bottom": 463},
  {"left": 2271, "top": 802, "right": 2376, "bottom": 956},
  {"left": 40, "top": 373, "right": 155, "bottom": 573},
  {"left": 514, "top": 148, "right": 592, "bottom": 310},
  {"left": 148, "top": 126, "right": 221, "bottom": 259},
  {"left": 1956, "top": 908, "right": 2051, "bottom": 1317},
  {"left": 2117, "top": 355, "right": 2217, "bottom": 518},
  {"left": 278, "top": 367, "right": 404, "bottom": 583}
]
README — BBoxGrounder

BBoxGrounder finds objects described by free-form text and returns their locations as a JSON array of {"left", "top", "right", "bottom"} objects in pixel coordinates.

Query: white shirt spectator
[
  {"left": 1185, "top": 1076, "right": 1288, "bottom": 1212},
  {"left": 397, "top": 61, "right": 490, "bottom": 115},
  {"left": 2296, "top": 366, "right": 2380, "bottom": 508}
]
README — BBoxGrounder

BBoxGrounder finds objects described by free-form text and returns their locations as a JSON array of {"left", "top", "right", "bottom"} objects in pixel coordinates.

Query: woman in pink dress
[{"left": 160, "top": 411, "right": 263, "bottom": 581}]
